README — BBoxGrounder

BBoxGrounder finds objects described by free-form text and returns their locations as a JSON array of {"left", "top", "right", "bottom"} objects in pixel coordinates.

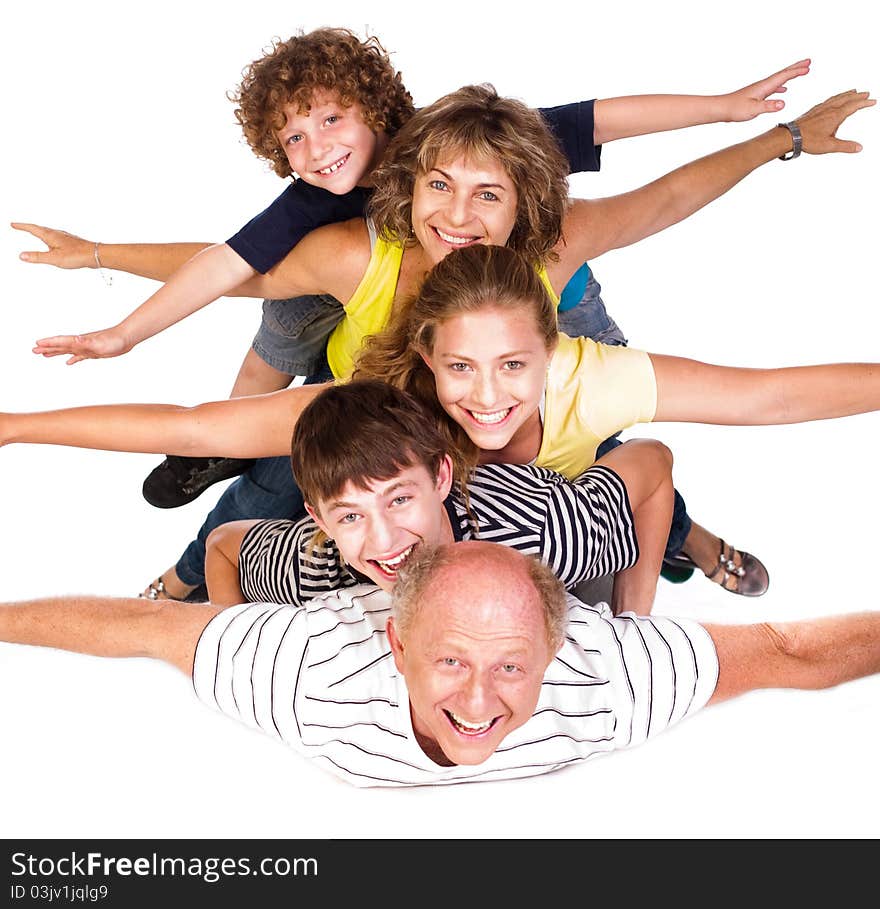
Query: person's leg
[
  {"left": 204, "top": 520, "right": 260, "bottom": 607},
  {"left": 562, "top": 267, "right": 766, "bottom": 595},
  {"left": 142, "top": 295, "right": 344, "bottom": 510},
  {"left": 229, "top": 348, "right": 294, "bottom": 397},
  {"left": 172, "top": 455, "right": 305, "bottom": 592},
  {"left": 142, "top": 455, "right": 303, "bottom": 600}
]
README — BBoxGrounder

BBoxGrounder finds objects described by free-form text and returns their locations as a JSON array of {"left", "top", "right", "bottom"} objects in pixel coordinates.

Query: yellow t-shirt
[
  {"left": 535, "top": 333, "right": 658, "bottom": 479},
  {"left": 325, "top": 229, "right": 559, "bottom": 379}
]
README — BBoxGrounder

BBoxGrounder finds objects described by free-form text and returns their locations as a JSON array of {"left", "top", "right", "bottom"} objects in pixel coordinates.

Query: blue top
[{"left": 227, "top": 100, "right": 601, "bottom": 274}]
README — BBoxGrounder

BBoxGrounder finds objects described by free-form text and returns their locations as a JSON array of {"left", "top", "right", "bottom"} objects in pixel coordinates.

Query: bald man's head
[
  {"left": 392, "top": 541, "right": 568, "bottom": 650},
  {"left": 387, "top": 542, "right": 566, "bottom": 766}
]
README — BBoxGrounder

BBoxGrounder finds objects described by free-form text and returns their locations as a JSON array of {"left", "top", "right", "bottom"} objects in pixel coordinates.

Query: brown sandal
[
  {"left": 667, "top": 540, "right": 769, "bottom": 598},
  {"left": 139, "top": 575, "right": 187, "bottom": 602}
]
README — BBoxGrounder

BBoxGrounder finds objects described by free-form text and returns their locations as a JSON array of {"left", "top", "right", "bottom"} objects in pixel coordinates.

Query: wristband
[{"left": 777, "top": 121, "right": 803, "bottom": 161}]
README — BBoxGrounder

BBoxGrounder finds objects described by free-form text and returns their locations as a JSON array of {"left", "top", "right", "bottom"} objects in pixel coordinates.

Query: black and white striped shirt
[
  {"left": 192, "top": 587, "right": 719, "bottom": 787},
  {"left": 239, "top": 463, "right": 637, "bottom": 604}
]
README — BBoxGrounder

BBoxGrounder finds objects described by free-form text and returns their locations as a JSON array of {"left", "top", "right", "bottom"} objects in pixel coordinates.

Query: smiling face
[
  {"left": 275, "top": 90, "right": 386, "bottom": 193},
  {"left": 420, "top": 304, "right": 555, "bottom": 457},
  {"left": 388, "top": 543, "right": 556, "bottom": 766},
  {"left": 410, "top": 155, "right": 519, "bottom": 264},
  {"left": 307, "top": 457, "right": 455, "bottom": 591}
]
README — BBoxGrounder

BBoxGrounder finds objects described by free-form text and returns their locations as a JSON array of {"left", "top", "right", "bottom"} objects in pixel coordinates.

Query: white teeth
[
  {"left": 448, "top": 711, "right": 493, "bottom": 733},
  {"left": 374, "top": 544, "right": 415, "bottom": 573},
  {"left": 469, "top": 408, "right": 511, "bottom": 425},
  {"left": 317, "top": 155, "right": 347, "bottom": 175},
  {"left": 435, "top": 228, "right": 473, "bottom": 245}
]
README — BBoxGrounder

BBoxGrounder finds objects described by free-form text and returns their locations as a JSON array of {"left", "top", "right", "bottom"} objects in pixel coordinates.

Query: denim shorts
[
  {"left": 252, "top": 294, "right": 346, "bottom": 377},
  {"left": 557, "top": 270, "right": 627, "bottom": 347}
]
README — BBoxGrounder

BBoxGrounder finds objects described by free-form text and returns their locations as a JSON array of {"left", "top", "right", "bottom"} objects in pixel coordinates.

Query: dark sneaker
[{"left": 142, "top": 455, "right": 255, "bottom": 508}]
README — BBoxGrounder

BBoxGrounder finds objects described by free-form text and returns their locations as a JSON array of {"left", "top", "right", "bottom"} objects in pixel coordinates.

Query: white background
[{"left": 1, "top": 0, "right": 878, "bottom": 840}]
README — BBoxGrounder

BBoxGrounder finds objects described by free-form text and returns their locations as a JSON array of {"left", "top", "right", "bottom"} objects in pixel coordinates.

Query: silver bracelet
[
  {"left": 94, "top": 241, "right": 113, "bottom": 286},
  {"left": 777, "top": 121, "right": 803, "bottom": 161}
]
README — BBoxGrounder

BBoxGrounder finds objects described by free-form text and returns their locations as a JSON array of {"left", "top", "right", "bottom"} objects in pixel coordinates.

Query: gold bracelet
[{"left": 93, "top": 241, "right": 113, "bottom": 286}]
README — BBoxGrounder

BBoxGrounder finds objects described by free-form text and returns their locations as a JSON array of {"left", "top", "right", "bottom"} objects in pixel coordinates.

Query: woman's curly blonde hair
[
  {"left": 230, "top": 28, "right": 414, "bottom": 178},
  {"left": 368, "top": 84, "right": 570, "bottom": 265}
]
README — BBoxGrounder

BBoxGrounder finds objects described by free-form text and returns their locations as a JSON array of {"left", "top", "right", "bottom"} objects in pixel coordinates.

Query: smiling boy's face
[
  {"left": 306, "top": 455, "right": 455, "bottom": 591},
  {"left": 275, "top": 90, "right": 388, "bottom": 194}
]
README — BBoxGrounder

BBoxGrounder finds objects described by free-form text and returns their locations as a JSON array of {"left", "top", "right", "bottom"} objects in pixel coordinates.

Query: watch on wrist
[{"left": 777, "top": 121, "right": 803, "bottom": 161}]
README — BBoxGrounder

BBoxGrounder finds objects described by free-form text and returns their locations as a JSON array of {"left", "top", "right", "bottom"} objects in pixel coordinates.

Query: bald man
[{"left": 3, "top": 541, "right": 879, "bottom": 786}]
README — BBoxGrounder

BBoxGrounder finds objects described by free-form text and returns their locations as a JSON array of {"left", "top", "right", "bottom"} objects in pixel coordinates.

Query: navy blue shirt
[{"left": 227, "top": 99, "right": 601, "bottom": 274}]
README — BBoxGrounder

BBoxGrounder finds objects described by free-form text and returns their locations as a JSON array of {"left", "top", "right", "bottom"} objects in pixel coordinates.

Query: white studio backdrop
[{"left": 0, "top": 0, "right": 878, "bottom": 839}]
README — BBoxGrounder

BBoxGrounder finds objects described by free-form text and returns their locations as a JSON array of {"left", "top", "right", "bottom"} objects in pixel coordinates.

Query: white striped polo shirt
[{"left": 192, "top": 587, "right": 719, "bottom": 788}]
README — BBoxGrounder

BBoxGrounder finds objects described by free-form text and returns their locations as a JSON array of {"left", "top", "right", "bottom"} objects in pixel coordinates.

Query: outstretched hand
[
  {"left": 723, "top": 59, "right": 812, "bottom": 121},
  {"left": 33, "top": 327, "right": 131, "bottom": 366},
  {"left": 794, "top": 89, "right": 876, "bottom": 154},
  {"left": 12, "top": 222, "right": 95, "bottom": 269}
]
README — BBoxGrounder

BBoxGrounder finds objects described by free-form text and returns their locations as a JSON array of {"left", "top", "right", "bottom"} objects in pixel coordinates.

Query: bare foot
[{"left": 139, "top": 565, "right": 199, "bottom": 601}]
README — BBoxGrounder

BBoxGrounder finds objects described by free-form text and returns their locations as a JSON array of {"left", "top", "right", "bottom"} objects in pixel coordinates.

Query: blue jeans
[{"left": 175, "top": 266, "right": 692, "bottom": 584}]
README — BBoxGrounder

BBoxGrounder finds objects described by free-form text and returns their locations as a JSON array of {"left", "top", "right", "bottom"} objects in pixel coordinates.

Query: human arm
[
  {"left": 22, "top": 220, "right": 364, "bottom": 364},
  {"left": 14, "top": 180, "right": 368, "bottom": 290},
  {"left": 591, "top": 440, "right": 674, "bottom": 617},
  {"left": 593, "top": 59, "right": 811, "bottom": 144},
  {"left": 548, "top": 89, "right": 875, "bottom": 287},
  {"left": 650, "top": 356, "right": 880, "bottom": 426},
  {"left": 205, "top": 520, "right": 257, "bottom": 607},
  {"left": 33, "top": 242, "right": 257, "bottom": 364},
  {"left": 28, "top": 226, "right": 355, "bottom": 364},
  {"left": 705, "top": 611, "right": 880, "bottom": 703},
  {"left": 0, "top": 595, "right": 224, "bottom": 676},
  {"left": 0, "top": 381, "right": 331, "bottom": 458},
  {"left": 13, "top": 222, "right": 209, "bottom": 280}
]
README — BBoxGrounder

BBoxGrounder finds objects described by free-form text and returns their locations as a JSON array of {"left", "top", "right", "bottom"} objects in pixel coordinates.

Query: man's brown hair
[
  {"left": 231, "top": 28, "right": 414, "bottom": 178},
  {"left": 290, "top": 379, "right": 448, "bottom": 508}
]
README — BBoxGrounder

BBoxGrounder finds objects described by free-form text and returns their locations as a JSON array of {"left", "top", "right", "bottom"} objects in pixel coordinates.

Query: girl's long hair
[{"left": 353, "top": 244, "right": 558, "bottom": 485}]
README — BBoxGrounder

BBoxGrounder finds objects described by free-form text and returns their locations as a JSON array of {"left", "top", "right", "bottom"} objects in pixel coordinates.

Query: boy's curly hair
[{"left": 231, "top": 28, "right": 414, "bottom": 178}]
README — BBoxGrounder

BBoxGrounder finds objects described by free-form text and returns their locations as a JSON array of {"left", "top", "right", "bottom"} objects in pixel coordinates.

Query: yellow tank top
[
  {"left": 325, "top": 227, "right": 559, "bottom": 379},
  {"left": 535, "top": 334, "right": 658, "bottom": 479}
]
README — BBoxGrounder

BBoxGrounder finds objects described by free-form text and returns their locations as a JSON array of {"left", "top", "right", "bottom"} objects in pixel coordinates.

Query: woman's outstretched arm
[
  {"left": 548, "top": 88, "right": 875, "bottom": 290},
  {"left": 0, "top": 382, "right": 331, "bottom": 459},
  {"left": 651, "top": 355, "right": 880, "bottom": 426}
]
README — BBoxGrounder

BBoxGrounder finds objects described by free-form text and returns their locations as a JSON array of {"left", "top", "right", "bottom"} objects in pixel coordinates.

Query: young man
[{"left": 4, "top": 538, "right": 879, "bottom": 787}]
